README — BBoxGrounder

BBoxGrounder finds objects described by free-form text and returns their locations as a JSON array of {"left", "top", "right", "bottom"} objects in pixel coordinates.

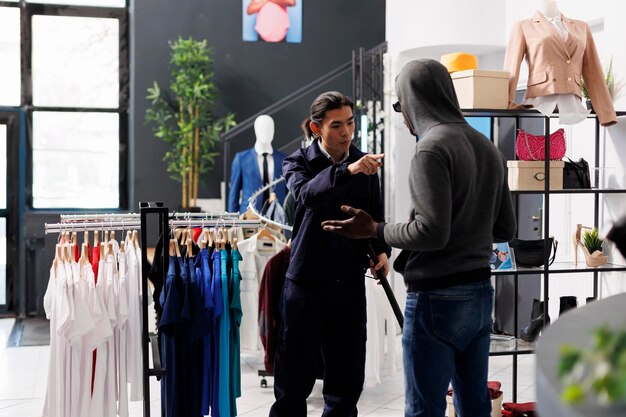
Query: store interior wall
[
  {"left": 15, "top": 0, "right": 386, "bottom": 317},
  {"left": 130, "top": 0, "right": 386, "bottom": 211},
  {"left": 385, "top": 0, "right": 626, "bottom": 324}
]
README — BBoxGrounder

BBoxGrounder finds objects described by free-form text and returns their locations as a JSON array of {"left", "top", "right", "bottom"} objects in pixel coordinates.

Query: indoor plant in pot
[
  {"left": 574, "top": 225, "right": 608, "bottom": 268},
  {"left": 146, "top": 36, "right": 236, "bottom": 211}
]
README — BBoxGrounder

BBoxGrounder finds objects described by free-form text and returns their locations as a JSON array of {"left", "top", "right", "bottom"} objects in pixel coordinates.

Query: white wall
[
  {"left": 386, "top": 0, "right": 506, "bottom": 56},
  {"left": 385, "top": 0, "right": 626, "bottom": 310}
]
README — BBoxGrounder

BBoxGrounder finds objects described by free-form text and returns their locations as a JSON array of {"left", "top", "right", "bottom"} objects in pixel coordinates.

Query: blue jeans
[{"left": 403, "top": 280, "right": 494, "bottom": 417}]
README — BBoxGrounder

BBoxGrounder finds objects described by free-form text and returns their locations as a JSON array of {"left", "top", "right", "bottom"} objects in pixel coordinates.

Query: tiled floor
[{"left": 0, "top": 318, "right": 535, "bottom": 416}]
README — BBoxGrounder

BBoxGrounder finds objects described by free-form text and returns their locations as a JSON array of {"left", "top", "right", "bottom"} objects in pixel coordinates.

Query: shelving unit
[{"left": 464, "top": 108, "right": 626, "bottom": 402}]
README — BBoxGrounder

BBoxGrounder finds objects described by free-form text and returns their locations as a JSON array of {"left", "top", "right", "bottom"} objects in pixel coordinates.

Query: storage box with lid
[
  {"left": 507, "top": 160, "right": 565, "bottom": 191},
  {"left": 451, "top": 69, "right": 509, "bottom": 109}
]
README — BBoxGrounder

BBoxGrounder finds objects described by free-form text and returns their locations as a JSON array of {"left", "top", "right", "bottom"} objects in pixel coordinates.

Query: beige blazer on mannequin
[{"left": 504, "top": 11, "right": 617, "bottom": 126}]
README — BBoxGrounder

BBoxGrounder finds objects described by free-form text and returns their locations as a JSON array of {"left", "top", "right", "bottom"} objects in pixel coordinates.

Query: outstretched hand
[{"left": 321, "top": 205, "right": 378, "bottom": 239}]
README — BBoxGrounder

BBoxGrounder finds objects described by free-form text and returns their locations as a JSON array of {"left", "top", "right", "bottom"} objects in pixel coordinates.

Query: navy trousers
[{"left": 269, "top": 276, "right": 366, "bottom": 417}]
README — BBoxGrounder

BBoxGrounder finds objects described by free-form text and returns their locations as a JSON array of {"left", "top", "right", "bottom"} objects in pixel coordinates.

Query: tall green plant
[{"left": 145, "top": 36, "right": 236, "bottom": 209}]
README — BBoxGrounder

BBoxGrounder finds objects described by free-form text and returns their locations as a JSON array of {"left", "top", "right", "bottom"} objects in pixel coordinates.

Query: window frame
[{"left": 0, "top": 0, "right": 129, "bottom": 210}]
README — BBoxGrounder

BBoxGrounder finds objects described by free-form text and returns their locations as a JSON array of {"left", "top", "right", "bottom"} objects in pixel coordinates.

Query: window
[
  {"left": 26, "top": 4, "right": 128, "bottom": 209},
  {"left": 26, "top": 0, "right": 125, "bottom": 6},
  {"left": 0, "top": 218, "right": 5, "bottom": 305},
  {"left": 0, "top": 7, "right": 21, "bottom": 106},
  {"left": 32, "top": 15, "right": 119, "bottom": 108},
  {"left": 0, "top": 125, "right": 5, "bottom": 210},
  {"left": 32, "top": 112, "right": 119, "bottom": 208}
]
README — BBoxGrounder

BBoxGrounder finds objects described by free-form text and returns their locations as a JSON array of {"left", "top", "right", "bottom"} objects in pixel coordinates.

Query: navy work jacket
[{"left": 283, "top": 140, "right": 390, "bottom": 283}]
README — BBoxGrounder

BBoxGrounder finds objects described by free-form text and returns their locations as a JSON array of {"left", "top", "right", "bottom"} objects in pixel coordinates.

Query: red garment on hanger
[{"left": 92, "top": 243, "right": 100, "bottom": 279}]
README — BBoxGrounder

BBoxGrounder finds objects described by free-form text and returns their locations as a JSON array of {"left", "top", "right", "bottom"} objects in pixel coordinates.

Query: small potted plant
[
  {"left": 574, "top": 224, "right": 609, "bottom": 268},
  {"left": 581, "top": 57, "right": 616, "bottom": 111},
  {"left": 559, "top": 325, "right": 626, "bottom": 414}
]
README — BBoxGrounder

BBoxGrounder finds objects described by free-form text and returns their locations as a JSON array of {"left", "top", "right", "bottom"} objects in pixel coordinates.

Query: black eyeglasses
[{"left": 392, "top": 101, "right": 402, "bottom": 113}]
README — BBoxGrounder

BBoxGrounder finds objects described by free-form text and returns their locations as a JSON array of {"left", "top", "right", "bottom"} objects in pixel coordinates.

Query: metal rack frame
[
  {"left": 137, "top": 202, "right": 262, "bottom": 417},
  {"left": 464, "top": 108, "right": 626, "bottom": 401}
]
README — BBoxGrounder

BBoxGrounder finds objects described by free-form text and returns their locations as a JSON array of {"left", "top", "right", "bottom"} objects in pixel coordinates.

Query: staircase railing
[{"left": 221, "top": 42, "right": 387, "bottom": 207}]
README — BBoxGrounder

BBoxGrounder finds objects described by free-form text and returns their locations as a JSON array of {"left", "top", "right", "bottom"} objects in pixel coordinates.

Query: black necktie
[{"left": 262, "top": 153, "right": 270, "bottom": 206}]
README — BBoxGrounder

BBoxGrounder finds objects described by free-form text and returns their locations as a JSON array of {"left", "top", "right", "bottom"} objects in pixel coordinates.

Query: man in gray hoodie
[{"left": 322, "top": 59, "right": 516, "bottom": 416}]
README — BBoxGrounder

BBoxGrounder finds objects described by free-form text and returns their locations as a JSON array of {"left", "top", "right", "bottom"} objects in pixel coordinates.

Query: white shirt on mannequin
[{"left": 254, "top": 115, "right": 275, "bottom": 185}]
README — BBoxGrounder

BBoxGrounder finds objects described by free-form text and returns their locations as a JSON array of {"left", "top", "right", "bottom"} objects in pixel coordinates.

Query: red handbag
[{"left": 515, "top": 128, "right": 566, "bottom": 161}]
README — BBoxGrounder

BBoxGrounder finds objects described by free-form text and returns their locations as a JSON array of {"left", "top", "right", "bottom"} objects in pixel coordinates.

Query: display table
[{"left": 536, "top": 293, "right": 626, "bottom": 416}]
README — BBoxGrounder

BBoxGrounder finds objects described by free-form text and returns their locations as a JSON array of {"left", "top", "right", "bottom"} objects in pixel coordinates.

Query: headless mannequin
[{"left": 537, "top": 0, "right": 559, "bottom": 19}]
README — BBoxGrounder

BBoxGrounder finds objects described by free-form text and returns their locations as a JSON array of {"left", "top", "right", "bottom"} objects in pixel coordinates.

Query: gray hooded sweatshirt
[{"left": 379, "top": 59, "right": 516, "bottom": 290}]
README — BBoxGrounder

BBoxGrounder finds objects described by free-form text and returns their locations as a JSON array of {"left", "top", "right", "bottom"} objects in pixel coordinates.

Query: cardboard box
[
  {"left": 507, "top": 160, "right": 565, "bottom": 191},
  {"left": 447, "top": 393, "right": 503, "bottom": 417},
  {"left": 451, "top": 69, "right": 509, "bottom": 109}
]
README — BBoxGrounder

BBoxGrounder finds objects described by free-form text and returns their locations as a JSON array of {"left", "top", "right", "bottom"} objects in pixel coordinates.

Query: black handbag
[
  {"left": 509, "top": 237, "right": 558, "bottom": 267},
  {"left": 563, "top": 157, "right": 591, "bottom": 189}
]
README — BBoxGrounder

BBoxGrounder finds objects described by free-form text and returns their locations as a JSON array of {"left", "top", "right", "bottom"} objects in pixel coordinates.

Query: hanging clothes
[
  {"left": 198, "top": 247, "right": 214, "bottom": 416},
  {"left": 229, "top": 247, "right": 243, "bottom": 414},
  {"left": 238, "top": 233, "right": 287, "bottom": 351},
  {"left": 258, "top": 246, "right": 290, "bottom": 373},
  {"left": 210, "top": 247, "right": 223, "bottom": 417}
]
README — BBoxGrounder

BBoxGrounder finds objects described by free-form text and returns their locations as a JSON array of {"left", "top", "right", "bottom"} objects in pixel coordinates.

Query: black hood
[{"left": 395, "top": 59, "right": 466, "bottom": 137}]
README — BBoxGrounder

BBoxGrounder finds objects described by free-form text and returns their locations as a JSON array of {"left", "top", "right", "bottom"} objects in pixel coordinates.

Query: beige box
[
  {"left": 451, "top": 69, "right": 509, "bottom": 109},
  {"left": 507, "top": 160, "right": 564, "bottom": 191},
  {"left": 447, "top": 394, "right": 503, "bottom": 417}
]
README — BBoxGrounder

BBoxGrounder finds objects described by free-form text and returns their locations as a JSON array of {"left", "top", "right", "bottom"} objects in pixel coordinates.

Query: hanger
[
  {"left": 104, "top": 230, "right": 109, "bottom": 246},
  {"left": 126, "top": 230, "right": 133, "bottom": 250},
  {"left": 94, "top": 230, "right": 99, "bottom": 247},
  {"left": 84, "top": 231, "right": 89, "bottom": 247},
  {"left": 133, "top": 229, "right": 139, "bottom": 248},
  {"left": 54, "top": 241, "right": 62, "bottom": 268},
  {"left": 233, "top": 237, "right": 238, "bottom": 250},
  {"left": 186, "top": 237, "right": 193, "bottom": 258},
  {"left": 173, "top": 238, "right": 182, "bottom": 258},
  {"left": 79, "top": 241, "right": 89, "bottom": 270},
  {"left": 208, "top": 229, "right": 215, "bottom": 248},
  {"left": 257, "top": 226, "right": 276, "bottom": 242},
  {"left": 110, "top": 229, "right": 116, "bottom": 242}
]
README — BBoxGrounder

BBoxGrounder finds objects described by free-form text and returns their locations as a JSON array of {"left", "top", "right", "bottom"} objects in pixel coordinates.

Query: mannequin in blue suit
[{"left": 228, "top": 115, "right": 288, "bottom": 213}]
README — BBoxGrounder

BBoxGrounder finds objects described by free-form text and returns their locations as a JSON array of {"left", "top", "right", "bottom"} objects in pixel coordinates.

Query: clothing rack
[
  {"left": 138, "top": 202, "right": 262, "bottom": 417},
  {"left": 59, "top": 211, "right": 240, "bottom": 222},
  {"left": 248, "top": 176, "right": 293, "bottom": 232},
  {"left": 45, "top": 220, "right": 142, "bottom": 234}
]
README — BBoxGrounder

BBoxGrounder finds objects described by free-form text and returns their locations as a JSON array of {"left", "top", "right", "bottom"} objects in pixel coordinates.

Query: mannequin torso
[{"left": 228, "top": 114, "right": 288, "bottom": 213}]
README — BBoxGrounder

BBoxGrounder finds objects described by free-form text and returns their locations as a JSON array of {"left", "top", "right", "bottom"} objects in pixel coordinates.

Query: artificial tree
[{"left": 146, "top": 36, "right": 235, "bottom": 209}]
